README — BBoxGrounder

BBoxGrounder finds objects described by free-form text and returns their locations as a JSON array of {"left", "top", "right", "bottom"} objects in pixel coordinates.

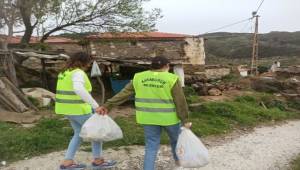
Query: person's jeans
[
  {"left": 65, "top": 114, "right": 102, "bottom": 160},
  {"left": 143, "top": 123, "right": 181, "bottom": 170}
]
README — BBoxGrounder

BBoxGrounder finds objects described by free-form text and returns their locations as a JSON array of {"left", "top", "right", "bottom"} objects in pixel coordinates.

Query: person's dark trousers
[{"left": 143, "top": 123, "right": 181, "bottom": 170}]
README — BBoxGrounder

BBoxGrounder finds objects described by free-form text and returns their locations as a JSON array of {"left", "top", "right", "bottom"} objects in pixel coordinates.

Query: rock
[
  {"left": 208, "top": 88, "right": 222, "bottom": 96},
  {"left": 251, "top": 73, "right": 300, "bottom": 101},
  {"left": 193, "top": 82, "right": 208, "bottom": 96},
  {"left": 205, "top": 83, "right": 214, "bottom": 89},
  {"left": 191, "top": 83, "right": 200, "bottom": 89},
  {"left": 22, "top": 57, "right": 42, "bottom": 71},
  {"left": 275, "top": 66, "right": 300, "bottom": 80},
  {"left": 218, "top": 84, "right": 226, "bottom": 91},
  {"left": 251, "top": 77, "right": 284, "bottom": 93},
  {"left": 283, "top": 77, "right": 300, "bottom": 94},
  {"left": 22, "top": 88, "right": 55, "bottom": 107}
]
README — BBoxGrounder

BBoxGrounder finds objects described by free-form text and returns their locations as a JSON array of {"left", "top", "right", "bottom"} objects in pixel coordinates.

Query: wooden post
[
  {"left": 0, "top": 51, "right": 18, "bottom": 86},
  {"left": 251, "top": 15, "right": 259, "bottom": 75},
  {"left": 0, "top": 77, "right": 29, "bottom": 112},
  {"left": 41, "top": 58, "right": 48, "bottom": 89},
  {"left": 96, "top": 76, "right": 105, "bottom": 105}
]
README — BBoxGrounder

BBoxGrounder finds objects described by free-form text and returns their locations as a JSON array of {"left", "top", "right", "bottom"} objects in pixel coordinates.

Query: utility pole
[{"left": 251, "top": 12, "right": 259, "bottom": 76}]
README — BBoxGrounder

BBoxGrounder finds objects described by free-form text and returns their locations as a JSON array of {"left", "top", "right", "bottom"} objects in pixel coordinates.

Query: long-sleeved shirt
[
  {"left": 72, "top": 71, "right": 99, "bottom": 109},
  {"left": 103, "top": 79, "right": 189, "bottom": 123}
]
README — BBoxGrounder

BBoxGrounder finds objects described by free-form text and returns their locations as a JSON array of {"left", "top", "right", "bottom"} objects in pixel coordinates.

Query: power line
[
  {"left": 255, "top": 0, "right": 265, "bottom": 13},
  {"left": 203, "top": 34, "right": 252, "bottom": 39},
  {"left": 198, "top": 0, "right": 265, "bottom": 37},
  {"left": 202, "top": 17, "right": 252, "bottom": 34},
  {"left": 240, "top": 19, "right": 253, "bottom": 33}
]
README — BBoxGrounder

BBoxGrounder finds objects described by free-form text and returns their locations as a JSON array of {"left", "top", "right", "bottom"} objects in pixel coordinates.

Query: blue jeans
[
  {"left": 65, "top": 114, "right": 102, "bottom": 160},
  {"left": 143, "top": 123, "right": 181, "bottom": 170}
]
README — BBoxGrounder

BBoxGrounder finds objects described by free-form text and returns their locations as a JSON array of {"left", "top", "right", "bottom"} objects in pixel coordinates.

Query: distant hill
[{"left": 204, "top": 31, "right": 300, "bottom": 58}]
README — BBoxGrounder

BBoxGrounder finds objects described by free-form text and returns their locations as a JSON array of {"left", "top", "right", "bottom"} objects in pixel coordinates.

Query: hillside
[{"left": 204, "top": 31, "right": 300, "bottom": 59}]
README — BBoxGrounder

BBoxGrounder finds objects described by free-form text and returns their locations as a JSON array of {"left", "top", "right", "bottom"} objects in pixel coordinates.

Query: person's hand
[
  {"left": 95, "top": 106, "right": 108, "bottom": 115},
  {"left": 184, "top": 122, "right": 192, "bottom": 129}
]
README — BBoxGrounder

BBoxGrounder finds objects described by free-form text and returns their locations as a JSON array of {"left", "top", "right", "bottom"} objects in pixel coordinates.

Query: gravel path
[{"left": 3, "top": 120, "right": 300, "bottom": 170}]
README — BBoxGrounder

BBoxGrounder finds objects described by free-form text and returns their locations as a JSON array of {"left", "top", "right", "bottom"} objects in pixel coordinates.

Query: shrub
[
  {"left": 183, "top": 86, "right": 197, "bottom": 96},
  {"left": 257, "top": 65, "right": 270, "bottom": 74},
  {"left": 221, "top": 74, "right": 240, "bottom": 83}
]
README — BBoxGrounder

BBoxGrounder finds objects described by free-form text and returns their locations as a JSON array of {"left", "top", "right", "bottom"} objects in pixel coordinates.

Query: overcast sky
[{"left": 144, "top": 0, "right": 300, "bottom": 35}]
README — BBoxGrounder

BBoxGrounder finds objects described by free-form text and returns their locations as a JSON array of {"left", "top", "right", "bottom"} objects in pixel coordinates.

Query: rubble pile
[
  {"left": 186, "top": 74, "right": 242, "bottom": 96},
  {"left": 251, "top": 66, "right": 300, "bottom": 101}
]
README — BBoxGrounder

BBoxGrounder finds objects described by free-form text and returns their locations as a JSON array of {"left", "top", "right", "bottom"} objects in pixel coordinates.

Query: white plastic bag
[
  {"left": 91, "top": 61, "right": 102, "bottom": 77},
  {"left": 176, "top": 127, "right": 209, "bottom": 168},
  {"left": 80, "top": 114, "right": 123, "bottom": 142}
]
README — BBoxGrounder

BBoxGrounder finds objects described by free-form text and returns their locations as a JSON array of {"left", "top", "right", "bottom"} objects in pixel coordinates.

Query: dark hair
[
  {"left": 151, "top": 56, "right": 170, "bottom": 69},
  {"left": 64, "top": 52, "right": 93, "bottom": 71}
]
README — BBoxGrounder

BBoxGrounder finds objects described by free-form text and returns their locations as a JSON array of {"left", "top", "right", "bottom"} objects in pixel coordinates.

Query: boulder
[
  {"left": 251, "top": 77, "right": 284, "bottom": 93},
  {"left": 275, "top": 66, "right": 300, "bottom": 80},
  {"left": 208, "top": 88, "right": 222, "bottom": 96},
  {"left": 22, "top": 57, "right": 42, "bottom": 71},
  {"left": 22, "top": 88, "right": 55, "bottom": 107},
  {"left": 282, "top": 77, "right": 300, "bottom": 94},
  {"left": 196, "top": 82, "right": 209, "bottom": 96}
]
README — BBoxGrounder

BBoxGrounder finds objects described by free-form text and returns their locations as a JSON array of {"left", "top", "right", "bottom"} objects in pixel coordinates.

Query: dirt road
[{"left": 3, "top": 120, "right": 300, "bottom": 170}]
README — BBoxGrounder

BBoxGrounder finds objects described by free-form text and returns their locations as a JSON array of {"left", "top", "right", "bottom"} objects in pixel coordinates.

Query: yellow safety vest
[
  {"left": 133, "top": 70, "right": 180, "bottom": 125},
  {"left": 55, "top": 68, "right": 92, "bottom": 115}
]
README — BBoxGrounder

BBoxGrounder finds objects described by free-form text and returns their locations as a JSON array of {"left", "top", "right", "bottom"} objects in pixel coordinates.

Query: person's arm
[
  {"left": 171, "top": 79, "right": 189, "bottom": 124},
  {"left": 103, "top": 81, "right": 135, "bottom": 111},
  {"left": 72, "top": 71, "right": 99, "bottom": 109}
]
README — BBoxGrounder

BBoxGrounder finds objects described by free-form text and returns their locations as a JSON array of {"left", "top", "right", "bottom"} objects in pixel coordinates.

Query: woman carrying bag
[{"left": 55, "top": 52, "right": 116, "bottom": 170}]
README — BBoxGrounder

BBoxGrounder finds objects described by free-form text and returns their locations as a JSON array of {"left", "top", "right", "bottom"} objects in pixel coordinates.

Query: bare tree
[{"left": 16, "top": 0, "right": 161, "bottom": 44}]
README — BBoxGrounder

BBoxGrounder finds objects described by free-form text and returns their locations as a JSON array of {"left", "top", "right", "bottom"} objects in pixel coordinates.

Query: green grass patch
[
  {"left": 0, "top": 117, "right": 73, "bottom": 162},
  {"left": 221, "top": 73, "right": 241, "bottom": 83},
  {"left": 1, "top": 94, "right": 300, "bottom": 163},
  {"left": 290, "top": 154, "right": 300, "bottom": 170}
]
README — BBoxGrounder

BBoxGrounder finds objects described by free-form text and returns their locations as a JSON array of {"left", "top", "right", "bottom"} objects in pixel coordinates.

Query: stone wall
[
  {"left": 91, "top": 40, "right": 184, "bottom": 60},
  {"left": 90, "top": 37, "right": 205, "bottom": 65},
  {"left": 47, "top": 43, "right": 84, "bottom": 55},
  {"left": 183, "top": 37, "right": 206, "bottom": 65},
  {"left": 205, "top": 66, "right": 231, "bottom": 79}
]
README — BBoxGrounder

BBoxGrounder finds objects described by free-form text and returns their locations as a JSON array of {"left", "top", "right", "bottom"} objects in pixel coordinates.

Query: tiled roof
[
  {"left": 86, "top": 32, "right": 192, "bottom": 40},
  {"left": 3, "top": 32, "right": 192, "bottom": 44}
]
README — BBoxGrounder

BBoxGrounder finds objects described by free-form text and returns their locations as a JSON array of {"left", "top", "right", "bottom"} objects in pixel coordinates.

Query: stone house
[
  {"left": 86, "top": 32, "right": 206, "bottom": 87},
  {"left": 87, "top": 32, "right": 205, "bottom": 65}
]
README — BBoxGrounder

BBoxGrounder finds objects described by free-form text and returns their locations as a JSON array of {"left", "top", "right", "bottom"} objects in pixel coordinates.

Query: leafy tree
[
  {"left": 0, "top": 0, "right": 21, "bottom": 49},
  {"left": 0, "top": 0, "right": 21, "bottom": 36},
  {"left": 16, "top": 0, "right": 64, "bottom": 44}
]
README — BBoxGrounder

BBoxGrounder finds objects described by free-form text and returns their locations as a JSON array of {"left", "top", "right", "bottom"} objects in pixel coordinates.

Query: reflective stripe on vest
[
  {"left": 56, "top": 90, "right": 76, "bottom": 95},
  {"left": 135, "top": 106, "right": 176, "bottom": 113},
  {"left": 55, "top": 69, "right": 92, "bottom": 115},
  {"left": 135, "top": 98, "right": 174, "bottom": 104},
  {"left": 133, "top": 70, "right": 180, "bottom": 126},
  {"left": 55, "top": 98, "right": 85, "bottom": 104}
]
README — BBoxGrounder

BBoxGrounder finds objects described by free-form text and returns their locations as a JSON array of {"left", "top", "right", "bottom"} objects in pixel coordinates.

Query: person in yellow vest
[
  {"left": 98, "top": 56, "right": 191, "bottom": 170},
  {"left": 55, "top": 52, "right": 116, "bottom": 170}
]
